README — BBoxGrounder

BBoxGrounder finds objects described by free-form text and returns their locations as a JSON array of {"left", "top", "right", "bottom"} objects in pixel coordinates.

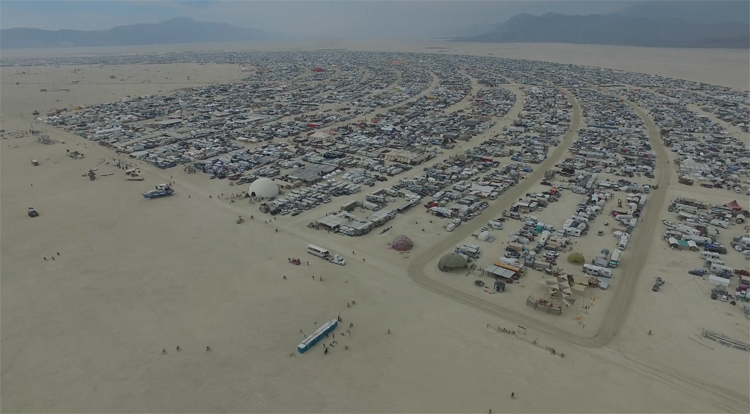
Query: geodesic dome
[
  {"left": 391, "top": 235, "right": 414, "bottom": 252},
  {"left": 248, "top": 177, "right": 279, "bottom": 198},
  {"left": 438, "top": 253, "right": 468, "bottom": 271}
]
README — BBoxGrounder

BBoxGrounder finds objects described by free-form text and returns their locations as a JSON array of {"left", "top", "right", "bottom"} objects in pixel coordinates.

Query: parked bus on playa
[{"left": 307, "top": 244, "right": 331, "bottom": 258}]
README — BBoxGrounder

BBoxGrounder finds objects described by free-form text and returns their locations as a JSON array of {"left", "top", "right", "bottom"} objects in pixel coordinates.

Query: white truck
[{"left": 487, "top": 220, "right": 504, "bottom": 230}]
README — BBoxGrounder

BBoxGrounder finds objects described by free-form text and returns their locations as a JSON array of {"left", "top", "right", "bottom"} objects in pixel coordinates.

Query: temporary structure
[
  {"left": 391, "top": 235, "right": 414, "bottom": 252},
  {"left": 538, "top": 277, "right": 579, "bottom": 306},
  {"left": 248, "top": 177, "right": 279, "bottom": 198},
  {"left": 567, "top": 252, "right": 585, "bottom": 265},
  {"left": 438, "top": 253, "right": 468, "bottom": 271}
]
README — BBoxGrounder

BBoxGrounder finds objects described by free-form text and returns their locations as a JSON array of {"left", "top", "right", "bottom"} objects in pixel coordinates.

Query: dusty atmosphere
[{"left": 2, "top": 41, "right": 749, "bottom": 413}]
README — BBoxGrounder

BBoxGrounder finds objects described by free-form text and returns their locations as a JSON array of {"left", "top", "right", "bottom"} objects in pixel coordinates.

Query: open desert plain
[{"left": 2, "top": 40, "right": 749, "bottom": 413}]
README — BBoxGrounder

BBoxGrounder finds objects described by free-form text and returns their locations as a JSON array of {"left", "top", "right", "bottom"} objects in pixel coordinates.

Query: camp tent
[
  {"left": 567, "top": 252, "right": 585, "bottom": 265},
  {"left": 725, "top": 200, "right": 742, "bottom": 211}
]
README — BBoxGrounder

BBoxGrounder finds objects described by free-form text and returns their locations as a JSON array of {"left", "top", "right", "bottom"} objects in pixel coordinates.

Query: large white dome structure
[{"left": 248, "top": 178, "right": 279, "bottom": 198}]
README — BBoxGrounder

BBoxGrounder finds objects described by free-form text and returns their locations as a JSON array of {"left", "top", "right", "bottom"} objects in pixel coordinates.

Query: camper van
[
  {"left": 701, "top": 251, "right": 722, "bottom": 261},
  {"left": 583, "top": 264, "right": 613, "bottom": 278},
  {"left": 704, "top": 257, "right": 726, "bottom": 267},
  {"left": 618, "top": 235, "right": 629, "bottom": 251},
  {"left": 710, "top": 264, "right": 734, "bottom": 277},
  {"left": 710, "top": 219, "right": 729, "bottom": 229},
  {"left": 456, "top": 243, "right": 480, "bottom": 259},
  {"left": 608, "top": 250, "right": 621, "bottom": 268},
  {"left": 566, "top": 227, "right": 582, "bottom": 237}
]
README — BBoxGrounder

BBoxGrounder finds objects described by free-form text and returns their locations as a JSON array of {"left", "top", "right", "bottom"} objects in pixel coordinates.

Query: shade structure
[
  {"left": 438, "top": 253, "right": 468, "bottom": 271},
  {"left": 567, "top": 252, "right": 585, "bottom": 265},
  {"left": 248, "top": 177, "right": 279, "bottom": 198},
  {"left": 725, "top": 200, "right": 742, "bottom": 211},
  {"left": 391, "top": 235, "right": 414, "bottom": 252}
]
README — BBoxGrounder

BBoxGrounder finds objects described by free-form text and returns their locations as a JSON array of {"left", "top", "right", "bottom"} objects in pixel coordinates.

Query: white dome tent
[{"left": 248, "top": 177, "right": 279, "bottom": 199}]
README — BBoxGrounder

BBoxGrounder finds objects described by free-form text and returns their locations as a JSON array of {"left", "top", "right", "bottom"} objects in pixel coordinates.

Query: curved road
[
  {"left": 402, "top": 88, "right": 747, "bottom": 412},
  {"left": 40, "top": 75, "right": 746, "bottom": 411}
]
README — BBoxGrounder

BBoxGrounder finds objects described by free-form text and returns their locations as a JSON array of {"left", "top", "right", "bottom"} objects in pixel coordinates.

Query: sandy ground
[
  {"left": 3, "top": 40, "right": 749, "bottom": 90},
  {"left": 1, "top": 63, "right": 248, "bottom": 117},
  {"left": 2, "top": 44, "right": 749, "bottom": 413}
]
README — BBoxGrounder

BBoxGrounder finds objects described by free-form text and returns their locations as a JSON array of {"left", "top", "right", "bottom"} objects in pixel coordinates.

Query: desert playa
[{"left": 2, "top": 41, "right": 749, "bottom": 413}]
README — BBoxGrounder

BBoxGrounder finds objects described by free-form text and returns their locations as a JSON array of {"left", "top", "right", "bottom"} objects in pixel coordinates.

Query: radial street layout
[{"left": 2, "top": 49, "right": 748, "bottom": 413}]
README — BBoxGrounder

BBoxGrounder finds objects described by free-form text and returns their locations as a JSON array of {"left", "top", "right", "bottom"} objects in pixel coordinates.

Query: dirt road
[
  {"left": 406, "top": 88, "right": 583, "bottom": 282},
  {"left": 395, "top": 89, "right": 747, "bottom": 412},
  {"left": 591, "top": 96, "right": 670, "bottom": 346}
]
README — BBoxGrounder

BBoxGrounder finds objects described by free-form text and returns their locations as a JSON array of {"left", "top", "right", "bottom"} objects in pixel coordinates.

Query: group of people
[{"left": 162, "top": 346, "right": 211, "bottom": 354}]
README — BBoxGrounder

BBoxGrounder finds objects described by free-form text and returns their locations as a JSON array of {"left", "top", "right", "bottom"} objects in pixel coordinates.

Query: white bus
[
  {"left": 608, "top": 250, "right": 621, "bottom": 268},
  {"left": 307, "top": 244, "right": 330, "bottom": 258}
]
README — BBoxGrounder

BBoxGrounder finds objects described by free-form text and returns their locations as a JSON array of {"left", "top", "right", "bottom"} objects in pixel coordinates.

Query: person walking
[{"left": 511, "top": 392, "right": 515, "bottom": 399}]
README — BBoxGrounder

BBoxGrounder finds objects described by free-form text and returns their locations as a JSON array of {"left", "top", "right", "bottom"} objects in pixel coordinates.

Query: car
[{"left": 652, "top": 284, "right": 660, "bottom": 292}]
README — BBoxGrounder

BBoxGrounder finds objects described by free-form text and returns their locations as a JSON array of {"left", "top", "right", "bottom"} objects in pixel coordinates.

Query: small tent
[
  {"left": 567, "top": 252, "right": 585, "bottom": 265},
  {"left": 725, "top": 200, "right": 742, "bottom": 211}
]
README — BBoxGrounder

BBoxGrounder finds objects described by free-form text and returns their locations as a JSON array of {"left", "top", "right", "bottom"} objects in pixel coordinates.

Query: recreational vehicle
[
  {"left": 608, "top": 250, "right": 621, "bottom": 268},
  {"left": 307, "top": 244, "right": 331, "bottom": 258}
]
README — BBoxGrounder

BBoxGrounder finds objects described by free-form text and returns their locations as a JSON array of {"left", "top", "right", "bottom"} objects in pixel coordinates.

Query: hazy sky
[{"left": 1, "top": 1, "right": 636, "bottom": 39}]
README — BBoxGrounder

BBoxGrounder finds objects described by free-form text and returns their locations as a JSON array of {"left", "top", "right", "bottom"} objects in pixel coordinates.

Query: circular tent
[
  {"left": 567, "top": 252, "right": 585, "bottom": 265},
  {"left": 438, "top": 253, "right": 468, "bottom": 271},
  {"left": 248, "top": 177, "right": 279, "bottom": 198},
  {"left": 391, "top": 235, "right": 414, "bottom": 252}
]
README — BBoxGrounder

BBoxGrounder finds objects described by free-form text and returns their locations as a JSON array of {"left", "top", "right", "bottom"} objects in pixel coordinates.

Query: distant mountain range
[
  {"left": 614, "top": 1, "right": 749, "bottom": 24},
  {"left": 0, "top": 18, "right": 284, "bottom": 49},
  {"left": 456, "top": 1, "right": 750, "bottom": 49}
]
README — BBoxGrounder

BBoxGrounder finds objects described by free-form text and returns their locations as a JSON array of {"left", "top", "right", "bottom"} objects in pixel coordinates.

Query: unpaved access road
[{"left": 399, "top": 89, "right": 748, "bottom": 413}]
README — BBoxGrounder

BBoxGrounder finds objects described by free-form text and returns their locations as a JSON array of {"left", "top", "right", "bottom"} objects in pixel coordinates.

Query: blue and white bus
[{"left": 298, "top": 319, "right": 338, "bottom": 354}]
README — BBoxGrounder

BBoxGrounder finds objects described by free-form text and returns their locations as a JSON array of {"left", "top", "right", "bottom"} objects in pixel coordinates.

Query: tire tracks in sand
[{"left": 401, "top": 89, "right": 748, "bottom": 412}]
